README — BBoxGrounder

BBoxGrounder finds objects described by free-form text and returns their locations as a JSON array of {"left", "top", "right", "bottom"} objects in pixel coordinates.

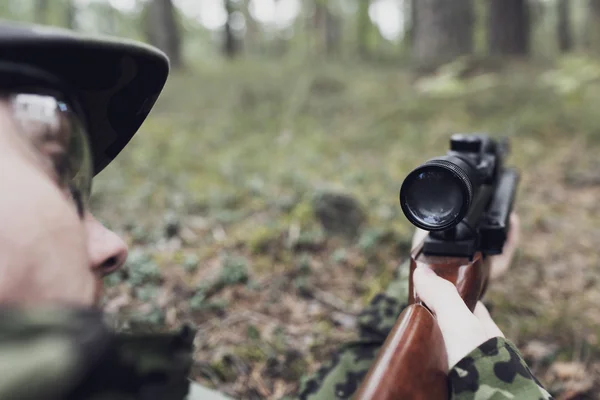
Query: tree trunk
[
  {"left": 325, "top": 9, "right": 341, "bottom": 56},
  {"left": 242, "top": 0, "right": 258, "bottom": 53},
  {"left": 314, "top": 1, "right": 340, "bottom": 56},
  {"left": 586, "top": 0, "right": 600, "bottom": 51},
  {"left": 146, "top": 0, "right": 183, "bottom": 68},
  {"left": 34, "top": 0, "right": 49, "bottom": 24},
  {"left": 488, "top": 0, "right": 530, "bottom": 56},
  {"left": 106, "top": 5, "right": 117, "bottom": 35},
  {"left": 557, "top": 0, "right": 572, "bottom": 52},
  {"left": 223, "top": 0, "right": 240, "bottom": 58},
  {"left": 66, "top": 0, "right": 77, "bottom": 30},
  {"left": 357, "top": 0, "right": 371, "bottom": 58},
  {"left": 408, "top": 0, "right": 417, "bottom": 46},
  {"left": 413, "top": 0, "right": 474, "bottom": 70}
]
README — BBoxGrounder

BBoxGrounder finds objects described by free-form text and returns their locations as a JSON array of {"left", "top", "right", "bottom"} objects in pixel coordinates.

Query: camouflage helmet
[{"left": 0, "top": 20, "right": 169, "bottom": 175}]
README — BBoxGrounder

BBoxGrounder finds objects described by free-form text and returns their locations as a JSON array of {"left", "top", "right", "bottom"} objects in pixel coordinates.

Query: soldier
[
  {"left": 0, "top": 21, "right": 230, "bottom": 400},
  {"left": 0, "top": 19, "right": 550, "bottom": 400},
  {"left": 297, "top": 217, "right": 554, "bottom": 399}
]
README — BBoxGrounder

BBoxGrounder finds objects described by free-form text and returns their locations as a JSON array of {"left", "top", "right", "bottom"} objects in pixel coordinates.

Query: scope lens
[{"left": 400, "top": 162, "right": 473, "bottom": 231}]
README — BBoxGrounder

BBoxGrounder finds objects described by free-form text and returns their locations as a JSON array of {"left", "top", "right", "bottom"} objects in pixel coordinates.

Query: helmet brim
[{"left": 0, "top": 21, "right": 169, "bottom": 175}]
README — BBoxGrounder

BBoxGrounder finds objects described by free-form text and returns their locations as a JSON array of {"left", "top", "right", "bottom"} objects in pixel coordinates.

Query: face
[{"left": 0, "top": 98, "right": 127, "bottom": 306}]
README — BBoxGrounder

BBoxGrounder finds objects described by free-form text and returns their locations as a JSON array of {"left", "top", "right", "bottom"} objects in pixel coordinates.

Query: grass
[{"left": 94, "top": 55, "right": 600, "bottom": 399}]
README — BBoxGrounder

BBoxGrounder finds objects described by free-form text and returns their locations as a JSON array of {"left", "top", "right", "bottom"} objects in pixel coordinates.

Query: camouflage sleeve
[
  {"left": 0, "top": 307, "right": 109, "bottom": 400},
  {"left": 449, "top": 337, "right": 553, "bottom": 400},
  {"left": 0, "top": 307, "right": 193, "bottom": 400},
  {"left": 295, "top": 260, "right": 411, "bottom": 400},
  {"left": 295, "top": 261, "right": 551, "bottom": 400}
]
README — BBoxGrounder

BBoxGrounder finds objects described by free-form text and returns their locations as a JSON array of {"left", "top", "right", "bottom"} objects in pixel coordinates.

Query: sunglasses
[{"left": 8, "top": 92, "right": 93, "bottom": 217}]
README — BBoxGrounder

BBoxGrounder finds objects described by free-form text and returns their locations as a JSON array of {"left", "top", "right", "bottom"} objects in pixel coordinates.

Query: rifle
[{"left": 354, "top": 133, "right": 519, "bottom": 399}]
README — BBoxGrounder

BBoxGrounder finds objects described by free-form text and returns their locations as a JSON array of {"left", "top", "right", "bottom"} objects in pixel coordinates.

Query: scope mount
[
  {"left": 419, "top": 168, "right": 519, "bottom": 259},
  {"left": 421, "top": 224, "right": 478, "bottom": 258}
]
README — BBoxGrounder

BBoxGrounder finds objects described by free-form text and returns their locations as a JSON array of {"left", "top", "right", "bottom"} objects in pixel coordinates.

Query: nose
[{"left": 85, "top": 213, "right": 129, "bottom": 275}]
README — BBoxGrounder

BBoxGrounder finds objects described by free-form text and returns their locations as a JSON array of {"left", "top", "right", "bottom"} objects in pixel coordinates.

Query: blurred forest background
[{"left": 4, "top": 0, "right": 600, "bottom": 399}]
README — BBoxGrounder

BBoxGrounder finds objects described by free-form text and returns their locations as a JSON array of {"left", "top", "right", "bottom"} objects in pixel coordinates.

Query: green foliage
[
  {"left": 358, "top": 228, "right": 388, "bottom": 252},
  {"left": 330, "top": 248, "right": 347, "bottom": 264},
  {"left": 130, "top": 307, "right": 165, "bottom": 328},
  {"left": 92, "top": 57, "right": 600, "bottom": 397},
  {"left": 130, "top": 225, "right": 151, "bottom": 245},
  {"left": 248, "top": 225, "right": 281, "bottom": 254},
  {"left": 104, "top": 271, "right": 124, "bottom": 287},
  {"left": 134, "top": 285, "right": 158, "bottom": 302},
  {"left": 189, "top": 291, "right": 206, "bottom": 311},
  {"left": 182, "top": 254, "right": 200, "bottom": 273},
  {"left": 414, "top": 58, "right": 498, "bottom": 97},
  {"left": 210, "top": 356, "right": 237, "bottom": 382},
  {"left": 293, "top": 276, "right": 310, "bottom": 294},
  {"left": 202, "top": 299, "right": 230, "bottom": 312},
  {"left": 218, "top": 256, "right": 250, "bottom": 287},
  {"left": 271, "top": 326, "right": 288, "bottom": 353},
  {"left": 246, "top": 324, "right": 261, "bottom": 340},
  {"left": 539, "top": 55, "right": 600, "bottom": 95},
  {"left": 126, "top": 249, "right": 162, "bottom": 286},
  {"left": 294, "top": 229, "right": 326, "bottom": 250},
  {"left": 233, "top": 344, "right": 267, "bottom": 363},
  {"left": 295, "top": 254, "right": 313, "bottom": 275}
]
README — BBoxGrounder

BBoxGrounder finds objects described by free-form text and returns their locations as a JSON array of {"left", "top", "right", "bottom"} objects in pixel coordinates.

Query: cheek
[{"left": 0, "top": 149, "right": 89, "bottom": 279}]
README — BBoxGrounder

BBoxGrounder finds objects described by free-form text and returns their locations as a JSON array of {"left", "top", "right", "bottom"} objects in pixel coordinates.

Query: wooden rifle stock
[{"left": 354, "top": 243, "right": 490, "bottom": 400}]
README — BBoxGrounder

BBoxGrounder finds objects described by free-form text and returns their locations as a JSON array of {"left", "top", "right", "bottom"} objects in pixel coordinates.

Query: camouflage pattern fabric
[
  {"left": 296, "top": 260, "right": 553, "bottom": 400},
  {"left": 0, "top": 307, "right": 193, "bottom": 400},
  {"left": 449, "top": 337, "right": 552, "bottom": 399}
]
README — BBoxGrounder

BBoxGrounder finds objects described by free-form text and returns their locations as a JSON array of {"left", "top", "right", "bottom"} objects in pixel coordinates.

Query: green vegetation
[{"left": 95, "top": 57, "right": 600, "bottom": 398}]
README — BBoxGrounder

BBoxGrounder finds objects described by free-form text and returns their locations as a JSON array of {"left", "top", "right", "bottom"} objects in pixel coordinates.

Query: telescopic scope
[{"left": 399, "top": 136, "right": 486, "bottom": 231}]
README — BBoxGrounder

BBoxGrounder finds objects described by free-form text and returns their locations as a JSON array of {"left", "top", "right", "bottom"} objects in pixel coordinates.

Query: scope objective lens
[{"left": 400, "top": 156, "right": 476, "bottom": 231}]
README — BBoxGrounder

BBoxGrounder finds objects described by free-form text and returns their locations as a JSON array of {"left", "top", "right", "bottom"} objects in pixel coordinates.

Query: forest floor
[{"left": 93, "top": 56, "right": 600, "bottom": 400}]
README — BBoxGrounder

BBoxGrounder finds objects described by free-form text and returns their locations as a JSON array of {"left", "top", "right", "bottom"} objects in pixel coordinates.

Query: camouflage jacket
[
  {"left": 0, "top": 307, "right": 194, "bottom": 400},
  {"left": 296, "top": 261, "right": 554, "bottom": 400}
]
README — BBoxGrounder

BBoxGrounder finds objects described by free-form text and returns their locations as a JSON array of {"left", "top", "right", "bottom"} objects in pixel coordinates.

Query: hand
[
  {"left": 410, "top": 213, "right": 521, "bottom": 369},
  {"left": 413, "top": 267, "right": 504, "bottom": 369}
]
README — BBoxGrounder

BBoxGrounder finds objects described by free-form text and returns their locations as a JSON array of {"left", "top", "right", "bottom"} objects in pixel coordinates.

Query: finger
[
  {"left": 474, "top": 301, "right": 504, "bottom": 338},
  {"left": 413, "top": 265, "right": 476, "bottom": 328},
  {"left": 413, "top": 265, "right": 489, "bottom": 368},
  {"left": 507, "top": 213, "right": 521, "bottom": 245},
  {"left": 411, "top": 228, "right": 429, "bottom": 251}
]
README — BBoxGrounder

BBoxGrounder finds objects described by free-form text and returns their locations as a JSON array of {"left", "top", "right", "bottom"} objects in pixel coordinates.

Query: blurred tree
[
  {"left": 314, "top": 0, "right": 341, "bottom": 56},
  {"left": 65, "top": 0, "right": 77, "bottom": 30},
  {"left": 106, "top": 4, "right": 117, "bottom": 34},
  {"left": 34, "top": 0, "right": 49, "bottom": 24},
  {"left": 413, "top": 0, "right": 474, "bottom": 70},
  {"left": 357, "top": 0, "right": 371, "bottom": 58},
  {"left": 473, "top": 0, "right": 487, "bottom": 53},
  {"left": 586, "top": 0, "right": 600, "bottom": 51},
  {"left": 242, "top": 0, "right": 259, "bottom": 53},
  {"left": 488, "top": 0, "right": 530, "bottom": 55},
  {"left": 408, "top": 0, "right": 416, "bottom": 46},
  {"left": 557, "top": 0, "right": 573, "bottom": 52},
  {"left": 224, "top": 0, "right": 240, "bottom": 58},
  {"left": 146, "top": 0, "right": 183, "bottom": 67}
]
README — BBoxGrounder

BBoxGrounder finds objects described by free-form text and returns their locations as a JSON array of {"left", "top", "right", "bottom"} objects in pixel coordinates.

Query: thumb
[
  {"left": 474, "top": 301, "right": 505, "bottom": 339},
  {"left": 413, "top": 265, "right": 471, "bottom": 324},
  {"left": 413, "top": 264, "right": 490, "bottom": 368}
]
